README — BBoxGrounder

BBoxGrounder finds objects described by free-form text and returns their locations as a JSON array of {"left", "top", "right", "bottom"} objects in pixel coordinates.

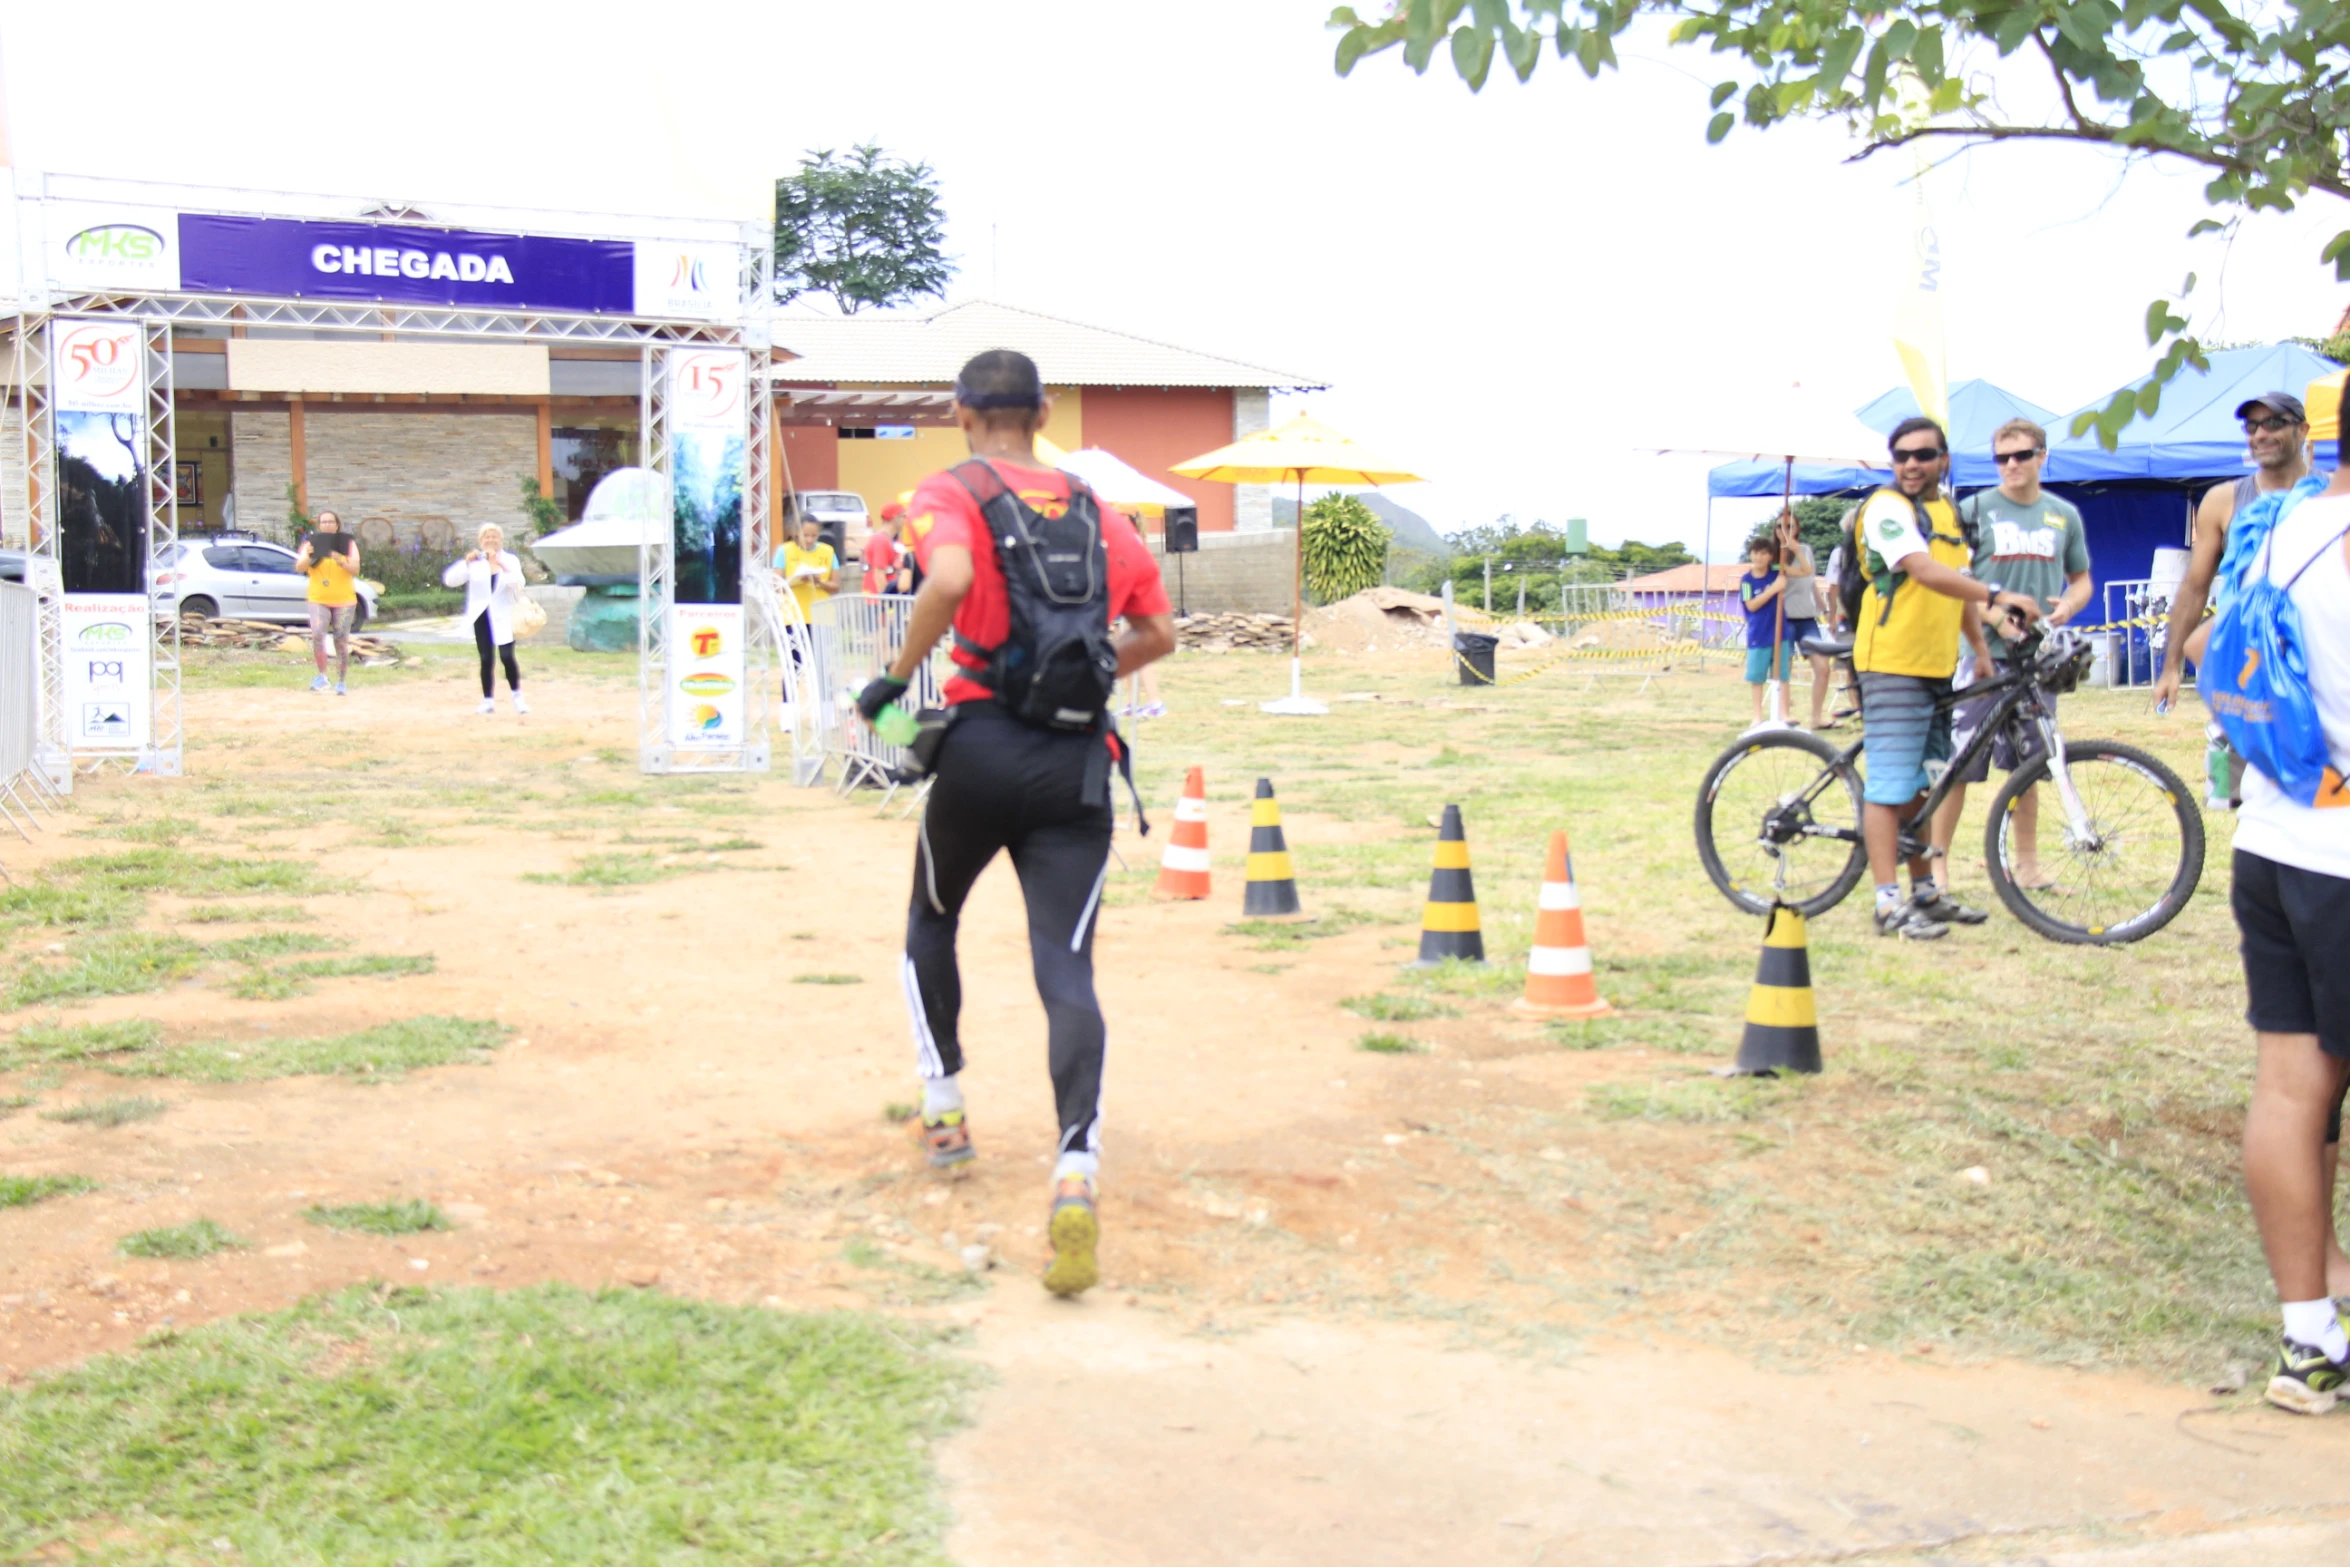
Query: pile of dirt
[
  {"left": 1175, "top": 613, "right": 1294, "bottom": 653},
  {"left": 179, "top": 615, "right": 405, "bottom": 664},
  {"left": 1301, "top": 587, "right": 1501, "bottom": 656}
]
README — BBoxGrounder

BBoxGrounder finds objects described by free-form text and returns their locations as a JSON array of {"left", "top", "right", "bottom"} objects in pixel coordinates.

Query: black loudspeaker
[{"left": 1163, "top": 508, "right": 1199, "bottom": 553}]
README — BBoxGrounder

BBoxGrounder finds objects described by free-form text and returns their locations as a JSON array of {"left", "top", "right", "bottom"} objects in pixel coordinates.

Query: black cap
[
  {"left": 2235, "top": 390, "right": 2307, "bottom": 424},
  {"left": 953, "top": 349, "right": 1044, "bottom": 411}
]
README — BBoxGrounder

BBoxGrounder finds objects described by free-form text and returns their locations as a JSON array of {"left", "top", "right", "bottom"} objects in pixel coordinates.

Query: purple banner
[{"left": 176, "top": 214, "right": 636, "bottom": 314}]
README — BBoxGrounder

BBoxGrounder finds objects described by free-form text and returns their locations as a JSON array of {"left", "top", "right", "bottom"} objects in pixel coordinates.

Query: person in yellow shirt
[
  {"left": 776, "top": 517, "right": 840, "bottom": 621},
  {"left": 1851, "top": 417, "right": 2042, "bottom": 939},
  {"left": 294, "top": 509, "right": 361, "bottom": 696}
]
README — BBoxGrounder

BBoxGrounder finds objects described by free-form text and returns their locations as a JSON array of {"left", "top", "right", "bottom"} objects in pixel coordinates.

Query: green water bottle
[
  {"left": 2204, "top": 720, "right": 2234, "bottom": 810},
  {"left": 873, "top": 702, "right": 919, "bottom": 747}
]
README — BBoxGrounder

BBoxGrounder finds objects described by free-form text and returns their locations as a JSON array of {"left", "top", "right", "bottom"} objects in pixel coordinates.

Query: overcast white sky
[{"left": 7, "top": 1, "right": 2344, "bottom": 556}]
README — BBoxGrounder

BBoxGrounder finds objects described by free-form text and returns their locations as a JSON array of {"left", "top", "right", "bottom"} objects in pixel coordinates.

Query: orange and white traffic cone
[
  {"left": 1511, "top": 829, "right": 1612, "bottom": 1019},
  {"left": 1155, "top": 766, "right": 1211, "bottom": 899}
]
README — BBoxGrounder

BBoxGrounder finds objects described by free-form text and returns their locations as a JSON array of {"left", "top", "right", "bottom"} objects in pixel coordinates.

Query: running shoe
[
  {"left": 334, "top": 682, "right": 347, "bottom": 697},
  {"left": 310, "top": 674, "right": 329, "bottom": 693},
  {"left": 513, "top": 693, "right": 531, "bottom": 715},
  {"left": 478, "top": 698, "right": 496, "bottom": 715},
  {"left": 1874, "top": 899, "right": 1949, "bottom": 941},
  {"left": 1915, "top": 892, "right": 1989, "bottom": 926},
  {"left": 2265, "top": 1335, "right": 2349, "bottom": 1415},
  {"left": 920, "top": 1108, "right": 974, "bottom": 1169},
  {"left": 1137, "top": 702, "right": 1166, "bottom": 719},
  {"left": 1043, "top": 1175, "right": 1099, "bottom": 1297}
]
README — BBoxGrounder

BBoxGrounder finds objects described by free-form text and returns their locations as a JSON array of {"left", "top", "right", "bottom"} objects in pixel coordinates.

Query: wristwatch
[{"left": 1980, "top": 580, "right": 2005, "bottom": 606}]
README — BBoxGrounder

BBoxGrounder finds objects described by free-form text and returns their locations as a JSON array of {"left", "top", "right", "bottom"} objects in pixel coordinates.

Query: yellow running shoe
[
  {"left": 920, "top": 1108, "right": 974, "bottom": 1169},
  {"left": 1043, "top": 1175, "right": 1099, "bottom": 1297}
]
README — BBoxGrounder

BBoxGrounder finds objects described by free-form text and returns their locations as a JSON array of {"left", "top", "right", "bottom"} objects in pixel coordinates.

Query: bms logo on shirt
[{"left": 1988, "top": 520, "right": 2062, "bottom": 560}]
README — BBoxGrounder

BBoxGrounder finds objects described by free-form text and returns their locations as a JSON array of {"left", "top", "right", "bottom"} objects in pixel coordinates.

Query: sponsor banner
[
  {"left": 47, "top": 203, "right": 182, "bottom": 294},
  {"left": 63, "top": 594, "right": 151, "bottom": 753},
  {"left": 177, "top": 213, "right": 636, "bottom": 314},
  {"left": 52, "top": 320, "right": 145, "bottom": 414},
  {"left": 632, "top": 241, "right": 739, "bottom": 323},
  {"left": 665, "top": 604, "right": 745, "bottom": 752},
  {"left": 668, "top": 348, "right": 748, "bottom": 433}
]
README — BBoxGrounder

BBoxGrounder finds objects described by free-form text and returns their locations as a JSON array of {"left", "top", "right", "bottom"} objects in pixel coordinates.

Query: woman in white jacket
[{"left": 443, "top": 524, "right": 530, "bottom": 715}]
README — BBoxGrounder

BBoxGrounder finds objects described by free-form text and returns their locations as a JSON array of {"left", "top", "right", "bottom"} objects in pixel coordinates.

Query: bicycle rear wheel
[
  {"left": 1694, "top": 728, "right": 1867, "bottom": 919},
  {"left": 1983, "top": 739, "right": 2204, "bottom": 944}
]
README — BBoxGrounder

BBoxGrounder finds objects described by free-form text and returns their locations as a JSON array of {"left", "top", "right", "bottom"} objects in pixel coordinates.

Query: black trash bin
[{"left": 1454, "top": 631, "right": 1498, "bottom": 686}]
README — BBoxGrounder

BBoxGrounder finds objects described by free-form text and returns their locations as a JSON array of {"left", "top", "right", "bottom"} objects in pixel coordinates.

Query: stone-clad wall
[
  {"left": 304, "top": 411, "right": 537, "bottom": 553},
  {"left": 1146, "top": 530, "right": 1294, "bottom": 615},
  {"left": 229, "top": 410, "right": 295, "bottom": 538}
]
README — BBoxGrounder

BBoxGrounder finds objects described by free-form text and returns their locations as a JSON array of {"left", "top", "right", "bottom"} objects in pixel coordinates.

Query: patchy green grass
[
  {"left": 1341, "top": 992, "right": 1460, "bottom": 1022},
  {"left": 41, "top": 1095, "right": 170, "bottom": 1129},
  {"left": 883, "top": 1101, "right": 919, "bottom": 1124},
  {"left": 222, "top": 967, "right": 305, "bottom": 1002},
  {"left": 0, "top": 881, "right": 141, "bottom": 932},
  {"left": 0, "top": 1093, "right": 33, "bottom": 1116},
  {"left": 0, "top": 1016, "right": 163, "bottom": 1071},
  {"left": 1221, "top": 906, "right": 1382, "bottom": 951},
  {"left": 181, "top": 902, "right": 314, "bottom": 925},
  {"left": 6, "top": 934, "right": 206, "bottom": 1010},
  {"left": 1586, "top": 1074, "right": 1804, "bottom": 1124},
  {"left": 301, "top": 1200, "right": 451, "bottom": 1236},
  {"left": 99, "top": 1015, "right": 507, "bottom": 1084},
  {"left": 204, "top": 931, "right": 342, "bottom": 964},
  {"left": 224, "top": 952, "right": 435, "bottom": 1001},
  {"left": 793, "top": 973, "right": 863, "bottom": 986},
  {"left": 80, "top": 815, "right": 201, "bottom": 846},
  {"left": 0, "top": 1283, "right": 968, "bottom": 1565},
  {"left": 840, "top": 1239, "right": 987, "bottom": 1307},
  {"left": 1547, "top": 1014, "right": 1730, "bottom": 1055},
  {"left": 119, "top": 1218, "right": 247, "bottom": 1260},
  {"left": 0, "top": 1174, "right": 94, "bottom": 1208},
  {"left": 523, "top": 852, "right": 683, "bottom": 889},
  {"left": 51, "top": 848, "right": 328, "bottom": 899},
  {"left": 1356, "top": 1032, "right": 1424, "bottom": 1055}
]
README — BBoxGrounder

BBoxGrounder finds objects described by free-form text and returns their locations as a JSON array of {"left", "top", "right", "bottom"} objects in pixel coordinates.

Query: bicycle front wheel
[
  {"left": 1694, "top": 728, "right": 1867, "bottom": 919},
  {"left": 1983, "top": 739, "right": 2204, "bottom": 945}
]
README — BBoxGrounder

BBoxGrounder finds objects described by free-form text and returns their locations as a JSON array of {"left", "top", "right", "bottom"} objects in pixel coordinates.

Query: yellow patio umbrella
[{"left": 1172, "top": 414, "right": 1426, "bottom": 715}]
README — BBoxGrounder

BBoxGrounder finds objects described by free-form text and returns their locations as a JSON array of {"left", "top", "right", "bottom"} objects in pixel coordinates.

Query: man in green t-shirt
[{"left": 1929, "top": 417, "right": 2092, "bottom": 889}]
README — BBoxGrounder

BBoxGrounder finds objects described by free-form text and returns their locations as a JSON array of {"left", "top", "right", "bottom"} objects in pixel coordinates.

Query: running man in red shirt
[{"left": 856, "top": 349, "right": 1176, "bottom": 1296}]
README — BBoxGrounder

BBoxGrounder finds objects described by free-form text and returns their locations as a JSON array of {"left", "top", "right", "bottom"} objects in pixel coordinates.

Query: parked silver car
[{"left": 153, "top": 534, "right": 377, "bottom": 628}]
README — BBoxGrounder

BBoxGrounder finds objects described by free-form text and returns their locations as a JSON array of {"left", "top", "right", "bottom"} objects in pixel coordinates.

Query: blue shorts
[
  {"left": 1744, "top": 642, "right": 1797, "bottom": 683},
  {"left": 1858, "top": 672, "right": 1953, "bottom": 805},
  {"left": 1784, "top": 616, "right": 1821, "bottom": 647}
]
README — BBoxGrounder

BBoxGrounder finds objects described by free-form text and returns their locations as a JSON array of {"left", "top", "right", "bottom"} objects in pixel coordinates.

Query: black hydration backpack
[{"left": 946, "top": 459, "right": 1120, "bottom": 732}]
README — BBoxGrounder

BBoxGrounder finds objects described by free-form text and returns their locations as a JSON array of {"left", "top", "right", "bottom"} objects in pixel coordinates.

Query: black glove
[{"left": 856, "top": 674, "right": 909, "bottom": 724}]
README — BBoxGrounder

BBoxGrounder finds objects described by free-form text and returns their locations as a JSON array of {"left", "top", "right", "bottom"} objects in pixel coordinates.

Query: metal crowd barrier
[
  {"left": 812, "top": 593, "right": 947, "bottom": 802},
  {"left": 0, "top": 583, "right": 63, "bottom": 866}
]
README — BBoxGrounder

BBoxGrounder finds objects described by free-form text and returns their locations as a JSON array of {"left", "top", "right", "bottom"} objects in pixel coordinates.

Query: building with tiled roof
[{"left": 769, "top": 300, "right": 1324, "bottom": 535}]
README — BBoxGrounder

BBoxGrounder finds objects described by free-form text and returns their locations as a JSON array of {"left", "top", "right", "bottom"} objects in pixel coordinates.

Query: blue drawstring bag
[{"left": 2204, "top": 475, "right": 2350, "bottom": 807}]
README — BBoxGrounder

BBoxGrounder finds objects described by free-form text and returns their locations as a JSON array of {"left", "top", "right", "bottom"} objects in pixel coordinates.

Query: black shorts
[
  {"left": 2232, "top": 849, "right": 2350, "bottom": 1059},
  {"left": 1951, "top": 683, "right": 2053, "bottom": 785}
]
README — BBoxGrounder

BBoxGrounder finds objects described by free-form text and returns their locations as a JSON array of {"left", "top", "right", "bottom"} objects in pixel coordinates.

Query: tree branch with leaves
[
  {"left": 773, "top": 144, "right": 956, "bottom": 315},
  {"left": 1328, "top": 1, "right": 2350, "bottom": 443}
]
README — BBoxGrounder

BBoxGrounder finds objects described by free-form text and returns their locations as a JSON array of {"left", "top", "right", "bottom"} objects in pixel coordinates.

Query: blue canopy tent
[
  {"left": 2041, "top": 343, "right": 2343, "bottom": 612},
  {"left": 1705, "top": 378, "right": 2060, "bottom": 499}
]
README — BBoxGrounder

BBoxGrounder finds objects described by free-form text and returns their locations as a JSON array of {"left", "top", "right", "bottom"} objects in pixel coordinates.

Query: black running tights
[
  {"left": 903, "top": 707, "right": 1114, "bottom": 1160},
  {"left": 473, "top": 610, "right": 522, "bottom": 698}
]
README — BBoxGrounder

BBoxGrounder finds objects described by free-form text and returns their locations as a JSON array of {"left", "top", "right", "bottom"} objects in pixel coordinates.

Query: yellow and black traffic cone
[
  {"left": 1242, "top": 777, "right": 1305, "bottom": 918},
  {"left": 1732, "top": 901, "right": 1821, "bottom": 1075},
  {"left": 1408, "top": 803, "right": 1485, "bottom": 968}
]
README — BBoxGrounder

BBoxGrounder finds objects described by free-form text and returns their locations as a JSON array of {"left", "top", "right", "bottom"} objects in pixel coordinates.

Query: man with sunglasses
[
  {"left": 1851, "top": 417, "right": 2046, "bottom": 939},
  {"left": 1929, "top": 419, "right": 2091, "bottom": 890},
  {"left": 2153, "top": 393, "right": 2315, "bottom": 727}
]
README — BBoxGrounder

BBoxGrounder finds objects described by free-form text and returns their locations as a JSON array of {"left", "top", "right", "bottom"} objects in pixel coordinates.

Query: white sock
[
  {"left": 2282, "top": 1298, "right": 2349, "bottom": 1360},
  {"left": 1913, "top": 874, "right": 1941, "bottom": 904},
  {"left": 1053, "top": 1150, "right": 1099, "bottom": 1185},
  {"left": 922, "top": 1075, "right": 963, "bottom": 1116},
  {"left": 1874, "top": 882, "right": 1902, "bottom": 911}
]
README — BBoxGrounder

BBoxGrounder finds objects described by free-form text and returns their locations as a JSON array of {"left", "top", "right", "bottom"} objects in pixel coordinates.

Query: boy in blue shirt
[{"left": 1739, "top": 535, "right": 1795, "bottom": 725}]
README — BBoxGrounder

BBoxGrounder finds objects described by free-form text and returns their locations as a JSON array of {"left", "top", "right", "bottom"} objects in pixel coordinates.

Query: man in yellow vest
[{"left": 1852, "top": 417, "right": 2043, "bottom": 939}]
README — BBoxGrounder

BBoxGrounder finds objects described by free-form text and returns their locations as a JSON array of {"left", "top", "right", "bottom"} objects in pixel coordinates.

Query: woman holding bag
[{"left": 444, "top": 523, "right": 531, "bottom": 716}]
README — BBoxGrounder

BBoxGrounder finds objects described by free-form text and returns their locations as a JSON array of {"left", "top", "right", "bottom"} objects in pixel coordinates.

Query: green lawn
[{"left": 0, "top": 1284, "right": 970, "bottom": 1565}]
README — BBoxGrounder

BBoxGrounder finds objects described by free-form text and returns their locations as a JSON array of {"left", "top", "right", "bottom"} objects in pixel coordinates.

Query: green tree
[
  {"left": 1327, "top": 2, "right": 2350, "bottom": 444},
  {"left": 1302, "top": 494, "right": 1393, "bottom": 602},
  {"left": 1408, "top": 517, "right": 1695, "bottom": 604},
  {"left": 774, "top": 145, "right": 955, "bottom": 314},
  {"left": 1748, "top": 498, "right": 1850, "bottom": 562}
]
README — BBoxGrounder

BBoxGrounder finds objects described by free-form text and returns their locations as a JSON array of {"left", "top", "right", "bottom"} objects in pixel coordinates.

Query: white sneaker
[
  {"left": 478, "top": 698, "right": 496, "bottom": 715},
  {"left": 512, "top": 693, "right": 531, "bottom": 715}
]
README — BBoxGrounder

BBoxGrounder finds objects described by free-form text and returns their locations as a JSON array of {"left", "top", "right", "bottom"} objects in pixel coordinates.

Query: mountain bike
[{"left": 1693, "top": 628, "right": 2203, "bottom": 945}]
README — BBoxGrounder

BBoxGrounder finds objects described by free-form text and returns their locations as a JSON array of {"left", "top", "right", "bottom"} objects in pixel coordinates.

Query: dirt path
[{"left": 1, "top": 662, "right": 2345, "bottom": 1561}]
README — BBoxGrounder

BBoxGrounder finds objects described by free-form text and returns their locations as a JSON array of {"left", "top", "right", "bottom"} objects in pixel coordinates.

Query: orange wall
[
  {"left": 1080, "top": 387, "right": 1236, "bottom": 533},
  {"left": 774, "top": 422, "right": 839, "bottom": 495}
]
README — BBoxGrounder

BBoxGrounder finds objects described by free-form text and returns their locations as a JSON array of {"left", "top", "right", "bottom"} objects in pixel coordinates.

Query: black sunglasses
[
  {"left": 1891, "top": 445, "right": 1944, "bottom": 463},
  {"left": 2243, "top": 415, "right": 2298, "bottom": 434},
  {"left": 1994, "top": 447, "right": 2044, "bottom": 465}
]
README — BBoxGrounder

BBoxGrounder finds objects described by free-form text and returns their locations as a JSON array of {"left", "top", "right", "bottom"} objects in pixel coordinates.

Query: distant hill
[{"left": 1271, "top": 493, "right": 1452, "bottom": 559}]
